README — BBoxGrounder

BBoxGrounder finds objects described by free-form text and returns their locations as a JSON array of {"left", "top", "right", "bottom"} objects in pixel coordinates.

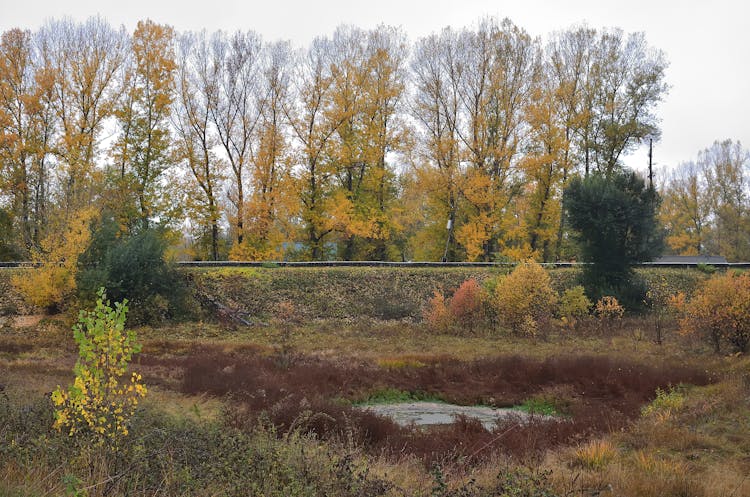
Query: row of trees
[
  {"left": 660, "top": 139, "right": 750, "bottom": 261},
  {"left": 0, "top": 16, "right": 676, "bottom": 261}
]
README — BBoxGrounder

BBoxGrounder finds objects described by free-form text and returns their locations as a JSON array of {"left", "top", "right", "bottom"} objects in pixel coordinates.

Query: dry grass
[
  {"left": 130, "top": 317, "right": 717, "bottom": 366},
  {"left": 572, "top": 440, "right": 617, "bottom": 470},
  {"left": 538, "top": 356, "right": 750, "bottom": 497},
  {"left": 0, "top": 316, "right": 746, "bottom": 496},
  {"left": 132, "top": 344, "right": 710, "bottom": 465}
]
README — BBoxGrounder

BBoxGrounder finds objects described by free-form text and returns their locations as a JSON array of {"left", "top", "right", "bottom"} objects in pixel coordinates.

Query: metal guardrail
[
  {"left": 0, "top": 262, "right": 41, "bottom": 268},
  {"left": 3, "top": 261, "right": 750, "bottom": 269}
]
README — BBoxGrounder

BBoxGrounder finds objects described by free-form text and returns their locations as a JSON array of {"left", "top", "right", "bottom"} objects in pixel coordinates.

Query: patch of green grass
[
  {"left": 516, "top": 398, "right": 559, "bottom": 416},
  {"left": 355, "top": 387, "right": 444, "bottom": 405}
]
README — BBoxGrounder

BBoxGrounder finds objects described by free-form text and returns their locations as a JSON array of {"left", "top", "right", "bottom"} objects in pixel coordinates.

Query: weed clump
[
  {"left": 572, "top": 439, "right": 616, "bottom": 470},
  {"left": 641, "top": 387, "right": 686, "bottom": 421}
]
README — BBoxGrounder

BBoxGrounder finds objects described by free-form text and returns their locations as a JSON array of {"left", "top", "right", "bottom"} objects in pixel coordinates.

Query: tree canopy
[{"left": 0, "top": 16, "right": 685, "bottom": 264}]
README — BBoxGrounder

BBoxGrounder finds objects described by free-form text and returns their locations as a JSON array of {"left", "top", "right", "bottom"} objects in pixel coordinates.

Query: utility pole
[{"left": 648, "top": 138, "right": 654, "bottom": 190}]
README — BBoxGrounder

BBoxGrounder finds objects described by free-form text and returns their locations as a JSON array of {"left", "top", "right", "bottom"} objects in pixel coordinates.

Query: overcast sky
[{"left": 2, "top": 0, "right": 748, "bottom": 178}]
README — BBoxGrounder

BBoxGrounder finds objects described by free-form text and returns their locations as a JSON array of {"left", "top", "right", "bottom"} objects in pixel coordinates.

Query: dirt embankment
[
  {"left": 2, "top": 266, "right": 707, "bottom": 323},
  {"left": 188, "top": 266, "right": 706, "bottom": 322}
]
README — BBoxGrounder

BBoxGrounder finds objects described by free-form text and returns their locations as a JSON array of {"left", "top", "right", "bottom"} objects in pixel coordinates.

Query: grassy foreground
[{"left": 1, "top": 313, "right": 749, "bottom": 496}]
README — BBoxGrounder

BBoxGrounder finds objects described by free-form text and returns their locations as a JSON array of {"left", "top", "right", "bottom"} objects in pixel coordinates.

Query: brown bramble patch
[{"left": 135, "top": 346, "right": 713, "bottom": 465}]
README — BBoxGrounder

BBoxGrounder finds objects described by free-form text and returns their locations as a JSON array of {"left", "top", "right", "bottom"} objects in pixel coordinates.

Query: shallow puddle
[{"left": 360, "top": 401, "right": 539, "bottom": 430}]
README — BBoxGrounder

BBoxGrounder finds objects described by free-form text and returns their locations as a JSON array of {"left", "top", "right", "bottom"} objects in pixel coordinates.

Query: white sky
[{"left": 2, "top": 0, "right": 749, "bottom": 179}]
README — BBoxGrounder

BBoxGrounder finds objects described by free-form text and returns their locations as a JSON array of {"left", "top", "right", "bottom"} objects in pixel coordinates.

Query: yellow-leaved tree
[
  {"left": 658, "top": 162, "right": 710, "bottom": 256},
  {"left": 229, "top": 41, "right": 294, "bottom": 261},
  {"left": 52, "top": 289, "right": 146, "bottom": 448},
  {"left": 12, "top": 207, "right": 96, "bottom": 310},
  {"left": 110, "top": 20, "right": 177, "bottom": 231}
]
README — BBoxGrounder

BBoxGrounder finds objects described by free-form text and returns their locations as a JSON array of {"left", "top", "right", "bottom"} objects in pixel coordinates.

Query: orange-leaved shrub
[
  {"left": 675, "top": 271, "right": 750, "bottom": 353},
  {"left": 423, "top": 289, "right": 452, "bottom": 332},
  {"left": 594, "top": 295, "right": 625, "bottom": 323},
  {"left": 493, "top": 261, "right": 558, "bottom": 336},
  {"left": 448, "top": 278, "right": 484, "bottom": 332},
  {"left": 594, "top": 295, "right": 625, "bottom": 332},
  {"left": 423, "top": 279, "right": 487, "bottom": 333}
]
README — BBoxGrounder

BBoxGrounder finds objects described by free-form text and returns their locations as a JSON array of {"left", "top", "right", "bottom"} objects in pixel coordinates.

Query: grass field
[{"left": 2, "top": 311, "right": 749, "bottom": 497}]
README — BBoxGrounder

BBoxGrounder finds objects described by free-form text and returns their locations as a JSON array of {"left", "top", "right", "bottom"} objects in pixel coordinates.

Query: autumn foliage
[
  {"left": 423, "top": 290, "right": 451, "bottom": 331},
  {"left": 559, "top": 285, "right": 592, "bottom": 330},
  {"left": 494, "top": 261, "right": 558, "bottom": 335},
  {"left": 674, "top": 271, "right": 750, "bottom": 353},
  {"left": 423, "top": 279, "right": 486, "bottom": 333},
  {"left": 594, "top": 296, "right": 625, "bottom": 331},
  {"left": 11, "top": 208, "right": 96, "bottom": 310},
  {"left": 0, "top": 17, "right": 672, "bottom": 264},
  {"left": 448, "top": 278, "right": 485, "bottom": 332}
]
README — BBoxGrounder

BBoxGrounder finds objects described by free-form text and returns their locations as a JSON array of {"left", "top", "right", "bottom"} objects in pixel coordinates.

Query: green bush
[
  {"left": 564, "top": 169, "right": 663, "bottom": 308},
  {"left": 77, "top": 219, "right": 193, "bottom": 325},
  {"left": 695, "top": 263, "right": 716, "bottom": 274}
]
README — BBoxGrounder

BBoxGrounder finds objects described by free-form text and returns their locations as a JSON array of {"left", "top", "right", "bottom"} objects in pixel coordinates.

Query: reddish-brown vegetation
[{"left": 135, "top": 346, "right": 712, "bottom": 465}]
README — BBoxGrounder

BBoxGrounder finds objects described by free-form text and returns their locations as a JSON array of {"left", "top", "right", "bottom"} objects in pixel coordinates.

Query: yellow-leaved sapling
[{"left": 51, "top": 288, "right": 146, "bottom": 449}]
